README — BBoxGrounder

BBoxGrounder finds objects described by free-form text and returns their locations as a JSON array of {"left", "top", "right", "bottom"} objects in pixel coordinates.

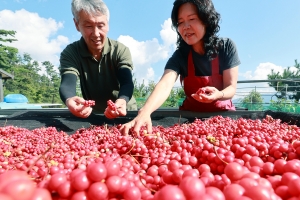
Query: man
[{"left": 59, "top": 0, "right": 137, "bottom": 119}]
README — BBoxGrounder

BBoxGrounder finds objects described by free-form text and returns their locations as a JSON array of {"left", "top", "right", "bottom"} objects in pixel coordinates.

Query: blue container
[{"left": 4, "top": 94, "right": 28, "bottom": 103}]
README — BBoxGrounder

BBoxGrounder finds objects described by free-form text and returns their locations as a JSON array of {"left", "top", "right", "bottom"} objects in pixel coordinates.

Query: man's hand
[
  {"left": 191, "top": 86, "right": 222, "bottom": 103},
  {"left": 119, "top": 109, "right": 152, "bottom": 136},
  {"left": 104, "top": 99, "right": 127, "bottom": 119},
  {"left": 66, "top": 96, "right": 93, "bottom": 118}
]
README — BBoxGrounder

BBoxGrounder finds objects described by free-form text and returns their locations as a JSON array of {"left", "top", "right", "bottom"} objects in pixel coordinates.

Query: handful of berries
[
  {"left": 107, "top": 100, "right": 117, "bottom": 111},
  {"left": 196, "top": 88, "right": 209, "bottom": 95},
  {"left": 83, "top": 100, "right": 95, "bottom": 107}
]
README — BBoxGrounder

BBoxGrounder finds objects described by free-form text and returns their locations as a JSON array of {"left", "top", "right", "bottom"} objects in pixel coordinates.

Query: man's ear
[{"left": 73, "top": 18, "right": 80, "bottom": 31}]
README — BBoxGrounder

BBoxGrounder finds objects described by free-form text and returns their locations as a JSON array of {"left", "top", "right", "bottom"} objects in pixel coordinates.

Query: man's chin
[{"left": 89, "top": 44, "right": 104, "bottom": 51}]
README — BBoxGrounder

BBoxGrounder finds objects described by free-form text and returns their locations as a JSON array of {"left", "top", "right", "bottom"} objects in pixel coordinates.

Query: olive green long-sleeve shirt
[{"left": 60, "top": 37, "right": 137, "bottom": 112}]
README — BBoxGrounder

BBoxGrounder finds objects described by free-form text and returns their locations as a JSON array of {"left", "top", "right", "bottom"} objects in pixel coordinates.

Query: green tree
[
  {"left": 133, "top": 78, "right": 149, "bottom": 99},
  {"left": 162, "top": 87, "right": 185, "bottom": 108},
  {"left": 41, "top": 61, "right": 61, "bottom": 103},
  {"left": 133, "top": 78, "right": 153, "bottom": 108},
  {"left": 177, "top": 87, "right": 185, "bottom": 99},
  {"left": 133, "top": 77, "right": 186, "bottom": 108},
  {"left": 1, "top": 29, "right": 63, "bottom": 105},
  {"left": 4, "top": 53, "right": 63, "bottom": 105},
  {"left": 239, "top": 89, "right": 264, "bottom": 110},
  {"left": 5, "top": 54, "right": 38, "bottom": 102},
  {"left": 268, "top": 99, "right": 299, "bottom": 113},
  {"left": 268, "top": 60, "right": 300, "bottom": 101},
  {"left": 0, "top": 30, "right": 19, "bottom": 71}
]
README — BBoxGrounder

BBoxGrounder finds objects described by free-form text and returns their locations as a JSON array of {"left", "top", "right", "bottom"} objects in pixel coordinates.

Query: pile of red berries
[{"left": 83, "top": 100, "right": 95, "bottom": 107}]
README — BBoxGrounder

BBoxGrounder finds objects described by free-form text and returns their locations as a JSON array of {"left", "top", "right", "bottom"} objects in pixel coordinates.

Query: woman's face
[
  {"left": 177, "top": 3, "right": 206, "bottom": 52},
  {"left": 74, "top": 10, "right": 109, "bottom": 58}
]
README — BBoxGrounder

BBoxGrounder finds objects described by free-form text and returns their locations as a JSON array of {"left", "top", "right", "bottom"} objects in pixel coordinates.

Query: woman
[{"left": 120, "top": 0, "right": 240, "bottom": 135}]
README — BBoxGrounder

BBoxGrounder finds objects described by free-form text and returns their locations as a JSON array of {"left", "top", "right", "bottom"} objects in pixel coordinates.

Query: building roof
[{"left": 0, "top": 69, "right": 14, "bottom": 79}]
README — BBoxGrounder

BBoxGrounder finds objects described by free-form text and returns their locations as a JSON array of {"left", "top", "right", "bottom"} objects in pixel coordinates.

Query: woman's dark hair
[{"left": 171, "top": 0, "right": 222, "bottom": 60}]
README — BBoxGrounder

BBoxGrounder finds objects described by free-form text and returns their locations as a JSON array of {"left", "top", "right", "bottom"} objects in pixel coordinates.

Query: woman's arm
[
  {"left": 140, "top": 69, "right": 178, "bottom": 114},
  {"left": 120, "top": 69, "right": 178, "bottom": 135},
  {"left": 221, "top": 66, "right": 239, "bottom": 100}
]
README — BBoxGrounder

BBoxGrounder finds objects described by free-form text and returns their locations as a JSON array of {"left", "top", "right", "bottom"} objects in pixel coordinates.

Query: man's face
[{"left": 74, "top": 10, "right": 109, "bottom": 57}]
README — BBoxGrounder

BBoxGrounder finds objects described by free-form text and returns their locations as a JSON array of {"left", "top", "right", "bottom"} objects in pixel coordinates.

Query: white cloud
[
  {"left": 241, "top": 62, "right": 284, "bottom": 80},
  {"left": 117, "top": 18, "right": 177, "bottom": 84},
  {"left": 235, "top": 62, "right": 297, "bottom": 101},
  {"left": 3, "top": 8, "right": 295, "bottom": 104},
  {"left": 160, "top": 18, "right": 177, "bottom": 49},
  {"left": 0, "top": 10, "right": 177, "bottom": 81},
  {"left": 0, "top": 9, "right": 69, "bottom": 71}
]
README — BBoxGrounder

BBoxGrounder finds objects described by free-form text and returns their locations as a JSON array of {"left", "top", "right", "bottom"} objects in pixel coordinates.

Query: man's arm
[
  {"left": 117, "top": 67, "right": 134, "bottom": 103},
  {"left": 59, "top": 73, "right": 77, "bottom": 104},
  {"left": 104, "top": 67, "right": 133, "bottom": 119},
  {"left": 59, "top": 73, "right": 92, "bottom": 118},
  {"left": 104, "top": 43, "right": 134, "bottom": 119}
]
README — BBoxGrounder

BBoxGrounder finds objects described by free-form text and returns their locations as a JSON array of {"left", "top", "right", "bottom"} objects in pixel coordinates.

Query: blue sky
[{"left": 1, "top": 0, "right": 300, "bottom": 100}]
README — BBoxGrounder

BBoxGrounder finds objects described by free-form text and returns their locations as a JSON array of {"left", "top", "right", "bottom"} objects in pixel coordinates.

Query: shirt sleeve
[
  {"left": 59, "top": 73, "right": 77, "bottom": 104},
  {"left": 114, "top": 42, "right": 134, "bottom": 102},
  {"left": 116, "top": 44, "right": 134, "bottom": 71},
  {"left": 59, "top": 44, "right": 80, "bottom": 77},
  {"left": 165, "top": 50, "right": 184, "bottom": 75},
  {"left": 58, "top": 44, "right": 80, "bottom": 104},
  {"left": 117, "top": 68, "right": 134, "bottom": 103},
  {"left": 221, "top": 38, "right": 241, "bottom": 70}
]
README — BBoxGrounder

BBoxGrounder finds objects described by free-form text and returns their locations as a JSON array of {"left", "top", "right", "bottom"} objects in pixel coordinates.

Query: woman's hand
[
  {"left": 119, "top": 69, "right": 178, "bottom": 136},
  {"left": 66, "top": 96, "right": 93, "bottom": 118},
  {"left": 104, "top": 99, "right": 127, "bottom": 119},
  {"left": 191, "top": 86, "right": 223, "bottom": 103},
  {"left": 119, "top": 109, "right": 152, "bottom": 136}
]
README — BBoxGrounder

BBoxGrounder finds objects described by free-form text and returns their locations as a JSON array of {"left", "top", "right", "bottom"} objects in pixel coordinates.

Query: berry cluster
[
  {"left": 196, "top": 88, "right": 209, "bottom": 95},
  {"left": 83, "top": 100, "right": 95, "bottom": 107},
  {"left": 107, "top": 100, "right": 117, "bottom": 111},
  {"left": 2, "top": 115, "right": 300, "bottom": 199},
  {"left": 196, "top": 88, "right": 206, "bottom": 95}
]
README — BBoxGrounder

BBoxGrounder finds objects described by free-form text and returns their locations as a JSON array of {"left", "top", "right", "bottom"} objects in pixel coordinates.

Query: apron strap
[
  {"left": 211, "top": 56, "right": 219, "bottom": 77},
  {"left": 187, "top": 50, "right": 195, "bottom": 76},
  {"left": 180, "top": 50, "right": 194, "bottom": 86}
]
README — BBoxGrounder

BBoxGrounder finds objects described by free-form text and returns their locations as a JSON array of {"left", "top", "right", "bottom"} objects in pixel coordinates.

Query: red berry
[
  {"left": 107, "top": 100, "right": 117, "bottom": 111},
  {"left": 83, "top": 100, "right": 95, "bottom": 107}
]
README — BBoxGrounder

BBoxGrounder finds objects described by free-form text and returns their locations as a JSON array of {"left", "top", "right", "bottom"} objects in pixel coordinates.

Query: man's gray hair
[{"left": 71, "top": 0, "right": 110, "bottom": 22}]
